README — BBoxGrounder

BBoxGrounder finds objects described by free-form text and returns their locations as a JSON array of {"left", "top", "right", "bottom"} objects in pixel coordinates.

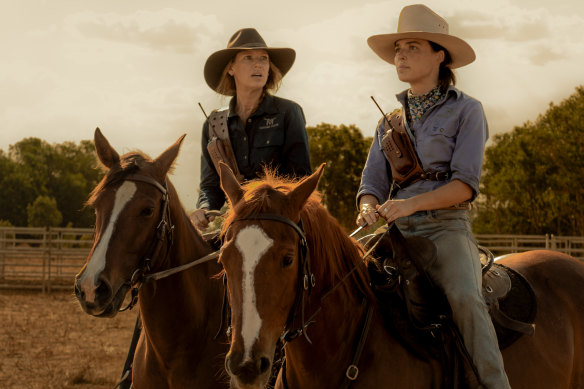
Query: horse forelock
[
  {"left": 221, "top": 172, "right": 373, "bottom": 301},
  {"left": 221, "top": 171, "right": 317, "bottom": 237},
  {"left": 87, "top": 151, "right": 155, "bottom": 207}
]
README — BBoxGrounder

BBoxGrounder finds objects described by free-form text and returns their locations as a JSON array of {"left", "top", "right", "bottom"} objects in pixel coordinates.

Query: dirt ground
[{"left": 0, "top": 289, "right": 136, "bottom": 389}]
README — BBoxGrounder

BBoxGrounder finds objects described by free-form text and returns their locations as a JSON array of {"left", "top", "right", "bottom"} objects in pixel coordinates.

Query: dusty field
[{"left": 0, "top": 289, "right": 136, "bottom": 389}]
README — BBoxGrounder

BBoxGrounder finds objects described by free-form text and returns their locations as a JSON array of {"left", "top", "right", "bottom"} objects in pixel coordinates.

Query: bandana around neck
[{"left": 407, "top": 86, "right": 442, "bottom": 123}]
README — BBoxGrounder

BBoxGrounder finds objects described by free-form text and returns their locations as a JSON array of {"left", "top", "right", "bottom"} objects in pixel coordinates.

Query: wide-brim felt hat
[
  {"left": 367, "top": 4, "right": 475, "bottom": 69},
  {"left": 204, "top": 28, "right": 296, "bottom": 93}
]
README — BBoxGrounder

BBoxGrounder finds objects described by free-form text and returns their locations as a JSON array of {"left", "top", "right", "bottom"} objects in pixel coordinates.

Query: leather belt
[
  {"left": 419, "top": 171, "right": 451, "bottom": 181},
  {"left": 394, "top": 170, "right": 451, "bottom": 190}
]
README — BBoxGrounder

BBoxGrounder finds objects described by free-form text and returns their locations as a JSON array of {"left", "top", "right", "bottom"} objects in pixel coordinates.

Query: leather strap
[
  {"left": 207, "top": 109, "right": 244, "bottom": 182},
  {"left": 341, "top": 303, "right": 374, "bottom": 388}
]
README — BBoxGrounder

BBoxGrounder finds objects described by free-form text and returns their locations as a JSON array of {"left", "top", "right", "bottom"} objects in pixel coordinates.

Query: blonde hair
[{"left": 216, "top": 54, "right": 284, "bottom": 96}]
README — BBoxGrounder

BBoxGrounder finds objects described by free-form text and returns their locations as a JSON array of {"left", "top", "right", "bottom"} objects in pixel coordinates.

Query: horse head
[
  {"left": 219, "top": 162, "right": 324, "bottom": 389},
  {"left": 74, "top": 128, "right": 184, "bottom": 317}
]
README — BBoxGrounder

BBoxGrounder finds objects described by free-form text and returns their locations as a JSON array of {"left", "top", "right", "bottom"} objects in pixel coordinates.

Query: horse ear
[
  {"left": 288, "top": 164, "right": 325, "bottom": 212},
  {"left": 219, "top": 162, "right": 243, "bottom": 206},
  {"left": 94, "top": 128, "right": 120, "bottom": 169},
  {"left": 154, "top": 134, "right": 186, "bottom": 177}
]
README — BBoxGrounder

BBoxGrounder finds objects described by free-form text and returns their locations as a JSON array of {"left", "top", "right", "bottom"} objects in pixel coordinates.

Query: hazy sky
[{"left": 2, "top": 0, "right": 583, "bottom": 209}]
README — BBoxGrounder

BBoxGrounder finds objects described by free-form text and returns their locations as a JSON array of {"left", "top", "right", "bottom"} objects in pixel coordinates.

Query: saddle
[{"left": 364, "top": 225, "right": 537, "bottom": 387}]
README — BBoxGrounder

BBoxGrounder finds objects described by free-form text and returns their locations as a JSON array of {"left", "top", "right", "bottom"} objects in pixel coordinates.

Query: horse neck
[
  {"left": 285, "top": 289, "right": 371, "bottom": 386},
  {"left": 284, "top": 211, "right": 387, "bottom": 384},
  {"left": 138, "top": 185, "right": 224, "bottom": 349},
  {"left": 285, "top": 274, "right": 431, "bottom": 387}
]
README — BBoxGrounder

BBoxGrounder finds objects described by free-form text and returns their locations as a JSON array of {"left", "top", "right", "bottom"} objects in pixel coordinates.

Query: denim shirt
[
  {"left": 357, "top": 86, "right": 488, "bottom": 205},
  {"left": 197, "top": 94, "right": 312, "bottom": 210}
]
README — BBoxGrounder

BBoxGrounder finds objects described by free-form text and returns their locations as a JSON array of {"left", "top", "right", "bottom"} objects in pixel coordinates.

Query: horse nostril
[
  {"left": 95, "top": 277, "right": 112, "bottom": 301},
  {"left": 258, "top": 356, "right": 271, "bottom": 374},
  {"left": 74, "top": 281, "right": 85, "bottom": 300}
]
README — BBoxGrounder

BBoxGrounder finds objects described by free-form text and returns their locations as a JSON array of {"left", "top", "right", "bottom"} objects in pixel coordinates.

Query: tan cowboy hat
[
  {"left": 367, "top": 4, "right": 475, "bottom": 69},
  {"left": 204, "top": 28, "right": 296, "bottom": 93}
]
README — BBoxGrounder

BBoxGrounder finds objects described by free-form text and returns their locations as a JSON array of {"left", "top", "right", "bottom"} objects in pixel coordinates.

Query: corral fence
[
  {"left": 475, "top": 234, "right": 584, "bottom": 260},
  {"left": 1, "top": 227, "right": 583, "bottom": 292},
  {"left": 0, "top": 227, "right": 93, "bottom": 292}
]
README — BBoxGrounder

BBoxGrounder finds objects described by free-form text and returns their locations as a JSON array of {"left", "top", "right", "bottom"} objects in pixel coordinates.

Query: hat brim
[
  {"left": 367, "top": 32, "right": 475, "bottom": 69},
  {"left": 204, "top": 47, "right": 296, "bottom": 93}
]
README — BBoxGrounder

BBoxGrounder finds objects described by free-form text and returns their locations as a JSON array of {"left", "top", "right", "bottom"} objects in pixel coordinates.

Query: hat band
[{"left": 228, "top": 42, "right": 268, "bottom": 49}]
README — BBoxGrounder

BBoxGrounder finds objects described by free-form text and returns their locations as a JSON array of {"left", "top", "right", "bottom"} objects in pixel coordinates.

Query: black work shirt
[{"left": 196, "top": 94, "right": 312, "bottom": 210}]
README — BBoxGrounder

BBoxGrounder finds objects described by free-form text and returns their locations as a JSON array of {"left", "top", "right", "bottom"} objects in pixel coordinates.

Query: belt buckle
[{"left": 436, "top": 171, "right": 450, "bottom": 180}]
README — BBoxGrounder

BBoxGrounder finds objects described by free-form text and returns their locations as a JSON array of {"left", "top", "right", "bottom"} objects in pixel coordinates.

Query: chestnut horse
[
  {"left": 74, "top": 129, "right": 229, "bottom": 389},
  {"left": 218, "top": 163, "right": 584, "bottom": 389}
]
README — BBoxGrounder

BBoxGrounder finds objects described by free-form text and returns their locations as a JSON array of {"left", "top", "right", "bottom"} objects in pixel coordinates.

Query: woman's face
[
  {"left": 228, "top": 49, "right": 270, "bottom": 92},
  {"left": 394, "top": 39, "right": 444, "bottom": 87}
]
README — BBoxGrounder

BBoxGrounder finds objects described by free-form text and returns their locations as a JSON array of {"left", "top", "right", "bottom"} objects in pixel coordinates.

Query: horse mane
[
  {"left": 222, "top": 169, "right": 375, "bottom": 301},
  {"left": 301, "top": 198, "right": 375, "bottom": 300}
]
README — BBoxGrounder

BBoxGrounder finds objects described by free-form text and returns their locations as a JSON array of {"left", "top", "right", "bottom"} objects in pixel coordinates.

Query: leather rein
[
  {"left": 113, "top": 174, "right": 219, "bottom": 312},
  {"left": 228, "top": 213, "right": 382, "bottom": 388}
]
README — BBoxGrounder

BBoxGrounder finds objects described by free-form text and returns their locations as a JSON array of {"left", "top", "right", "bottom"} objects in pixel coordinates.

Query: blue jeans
[{"left": 395, "top": 210, "right": 511, "bottom": 389}]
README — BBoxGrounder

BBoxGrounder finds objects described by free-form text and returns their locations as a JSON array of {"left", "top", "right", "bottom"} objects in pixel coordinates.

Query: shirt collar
[
  {"left": 228, "top": 94, "right": 278, "bottom": 118},
  {"left": 396, "top": 85, "right": 461, "bottom": 106}
]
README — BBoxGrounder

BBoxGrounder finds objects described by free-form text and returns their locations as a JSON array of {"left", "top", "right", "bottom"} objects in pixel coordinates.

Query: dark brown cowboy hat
[{"left": 204, "top": 28, "right": 296, "bottom": 93}]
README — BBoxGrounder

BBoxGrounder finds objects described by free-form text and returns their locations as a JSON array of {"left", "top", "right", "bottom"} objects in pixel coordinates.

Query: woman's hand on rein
[
  {"left": 376, "top": 199, "right": 417, "bottom": 223},
  {"left": 189, "top": 208, "right": 215, "bottom": 230},
  {"left": 356, "top": 203, "right": 379, "bottom": 227}
]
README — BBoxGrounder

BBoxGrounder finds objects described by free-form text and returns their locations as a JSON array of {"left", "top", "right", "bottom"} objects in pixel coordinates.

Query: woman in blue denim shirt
[{"left": 356, "top": 5, "right": 510, "bottom": 388}]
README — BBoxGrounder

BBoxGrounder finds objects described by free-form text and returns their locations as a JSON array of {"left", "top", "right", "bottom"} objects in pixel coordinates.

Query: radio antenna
[
  {"left": 371, "top": 96, "right": 391, "bottom": 128},
  {"left": 197, "top": 102, "right": 208, "bottom": 119}
]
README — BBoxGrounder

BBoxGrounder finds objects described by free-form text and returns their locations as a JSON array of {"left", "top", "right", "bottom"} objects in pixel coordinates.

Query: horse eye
[
  {"left": 282, "top": 254, "right": 294, "bottom": 268},
  {"left": 140, "top": 207, "right": 154, "bottom": 217}
]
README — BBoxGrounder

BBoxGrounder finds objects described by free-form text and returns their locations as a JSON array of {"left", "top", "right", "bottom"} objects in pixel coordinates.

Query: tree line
[
  {"left": 1, "top": 86, "right": 582, "bottom": 236},
  {"left": 0, "top": 138, "right": 102, "bottom": 228}
]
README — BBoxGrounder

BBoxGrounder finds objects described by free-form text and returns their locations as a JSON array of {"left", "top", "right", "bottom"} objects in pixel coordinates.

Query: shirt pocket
[
  {"left": 429, "top": 125, "right": 458, "bottom": 138},
  {"left": 253, "top": 127, "right": 285, "bottom": 148}
]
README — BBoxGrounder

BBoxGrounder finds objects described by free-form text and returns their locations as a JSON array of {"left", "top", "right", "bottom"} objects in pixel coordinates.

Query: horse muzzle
[
  {"left": 74, "top": 274, "right": 128, "bottom": 317},
  {"left": 225, "top": 350, "right": 272, "bottom": 389}
]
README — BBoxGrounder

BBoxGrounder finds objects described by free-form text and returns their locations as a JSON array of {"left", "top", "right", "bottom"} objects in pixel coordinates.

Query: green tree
[
  {"left": 307, "top": 123, "right": 372, "bottom": 230},
  {"left": 27, "top": 195, "right": 63, "bottom": 227},
  {"left": 0, "top": 138, "right": 103, "bottom": 227},
  {"left": 0, "top": 151, "right": 37, "bottom": 226},
  {"left": 474, "top": 86, "right": 584, "bottom": 235}
]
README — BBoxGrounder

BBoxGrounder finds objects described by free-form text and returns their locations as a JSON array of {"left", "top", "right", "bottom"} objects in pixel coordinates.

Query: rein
[{"left": 116, "top": 174, "right": 219, "bottom": 311}]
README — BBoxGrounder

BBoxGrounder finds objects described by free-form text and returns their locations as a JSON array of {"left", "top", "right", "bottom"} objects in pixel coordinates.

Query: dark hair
[{"left": 429, "top": 41, "right": 456, "bottom": 91}]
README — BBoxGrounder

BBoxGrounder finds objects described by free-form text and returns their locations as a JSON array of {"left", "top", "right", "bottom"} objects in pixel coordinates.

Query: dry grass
[{"left": 0, "top": 289, "right": 135, "bottom": 389}]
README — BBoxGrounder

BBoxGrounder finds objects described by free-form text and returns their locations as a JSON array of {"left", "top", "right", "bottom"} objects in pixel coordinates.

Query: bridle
[
  {"left": 230, "top": 213, "right": 316, "bottom": 343},
  {"left": 227, "top": 212, "right": 380, "bottom": 388},
  {"left": 101, "top": 173, "right": 219, "bottom": 312}
]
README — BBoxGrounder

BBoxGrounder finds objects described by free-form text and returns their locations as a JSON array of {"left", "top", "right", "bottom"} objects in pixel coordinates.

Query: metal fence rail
[
  {"left": 0, "top": 227, "right": 94, "bottom": 292},
  {"left": 475, "top": 234, "right": 584, "bottom": 259},
  {"left": 1, "top": 227, "right": 583, "bottom": 292}
]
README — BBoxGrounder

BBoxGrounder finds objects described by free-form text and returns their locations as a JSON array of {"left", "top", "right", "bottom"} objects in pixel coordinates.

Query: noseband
[
  {"left": 118, "top": 174, "right": 174, "bottom": 311},
  {"left": 229, "top": 213, "right": 317, "bottom": 344}
]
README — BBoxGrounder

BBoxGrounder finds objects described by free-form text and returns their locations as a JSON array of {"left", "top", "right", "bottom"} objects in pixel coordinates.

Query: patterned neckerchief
[{"left": 406, "top": 85, "right": 443, "bottom": 124}]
